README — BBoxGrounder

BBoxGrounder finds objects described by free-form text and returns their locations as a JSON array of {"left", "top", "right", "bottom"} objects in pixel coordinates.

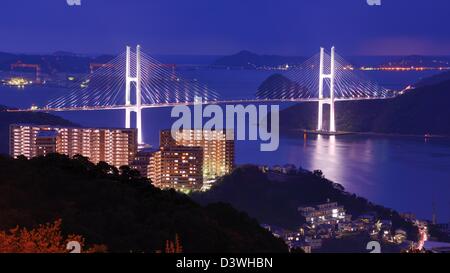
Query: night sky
[{"left": 1, "top": 0, "right": 449, "bottom": 56}]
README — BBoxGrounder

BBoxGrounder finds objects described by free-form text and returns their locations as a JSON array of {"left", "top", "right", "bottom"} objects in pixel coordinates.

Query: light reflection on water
[
  {"left": 237, "top": 134, "right": 450, "bottom": 221},
  {"left": 1, "top": 68, "right": 449, "bottom": 222}
]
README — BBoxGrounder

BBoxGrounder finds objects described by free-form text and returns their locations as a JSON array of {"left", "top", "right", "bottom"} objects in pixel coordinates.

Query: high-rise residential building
[
  {"left": 160, "top": 130, "right": 234, "bottom": 180},
  {"left": 130, "top": 149, "right": 155, "bottom": 178},
  {"left": 148, "top": 145, "right": 203, "bottom": 192},
  {"left": 35, "top": 130, "right": 58, "bottom": 157},
  {"left": 10, "top": 124, "right": 137, "bottom": 168}
]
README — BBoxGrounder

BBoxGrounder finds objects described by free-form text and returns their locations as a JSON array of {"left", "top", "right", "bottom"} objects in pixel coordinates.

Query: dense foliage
[
  {"left": 0, "top": 219, "right": 104, "bottom": 253},
  {"left": 193, "top": 165, "right": 418, "bottom": 239},
  {"left": 0, "top": 154, "right": 287, "bottom": 253}
]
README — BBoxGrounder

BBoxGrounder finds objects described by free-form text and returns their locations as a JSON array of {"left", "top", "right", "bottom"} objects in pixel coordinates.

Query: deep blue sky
[{"left": 1, "top": 0, "right": 449, "bottom": 56}]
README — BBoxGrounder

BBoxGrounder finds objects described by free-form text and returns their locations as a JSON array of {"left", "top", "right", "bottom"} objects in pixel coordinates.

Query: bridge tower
[
  {"left": 317, "top": 46, "right": 336, "bottom": 133},
  {"left": 125, "top": 45, "right": 144, "bottom": 145}
]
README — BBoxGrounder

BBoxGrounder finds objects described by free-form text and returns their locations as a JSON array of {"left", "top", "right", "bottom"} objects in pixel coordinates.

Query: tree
[
  {"left": 119, "top": 165, "right": 141, "bottom": 180},
  {"left": 96, "top": 161, "right": 119, "bottom": 176},
  {"left": 0, "top": 219, "right": 103, "bottom": 253},
  {"left": 163, "top": 234, "right": 183, "bottom": 253},
  {"left": 313, "top": 170, "right": 324, "bottom": 178},
  {"left": 0, "top": 155, "right": 287, "bottom": 253}
]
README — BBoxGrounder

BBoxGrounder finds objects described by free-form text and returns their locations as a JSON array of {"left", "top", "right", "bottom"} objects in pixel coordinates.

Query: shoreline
[{"left": 288, "top": 129, "right": 450, "bottom": 139}]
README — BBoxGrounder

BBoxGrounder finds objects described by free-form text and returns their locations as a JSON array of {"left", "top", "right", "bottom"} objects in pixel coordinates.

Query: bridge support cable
[
  {"left": 255, "top": 47, "right": 394, "bottom": 132},
  {"left": 45, "top": 53, "right": 127, "bottom": 110},
  {"left": 256, "top": 48, "right": 393, "bottom": 102},
  {"left": 43, "top": 45, "right": 222, "bottom": 145}
]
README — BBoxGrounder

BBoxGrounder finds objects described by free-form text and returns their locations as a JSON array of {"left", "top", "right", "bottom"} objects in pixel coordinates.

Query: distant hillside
[
  {"left": 0, "top": 106, "right": 76, "bottom": 155},
  {"left": 257, "top": 74, "right": 312, "bottom": 99},
  {"left": 212, "top": 50, "right": 306, "bottom": 68},
  {"left": 0, "top": 154, "right": 287, "bottom": 253},
  {"left": 265, "top": 75, "right": 450, "bottom": 135},
  {"left": 0, "top": 52, "right": 114, "bottom": 74}
]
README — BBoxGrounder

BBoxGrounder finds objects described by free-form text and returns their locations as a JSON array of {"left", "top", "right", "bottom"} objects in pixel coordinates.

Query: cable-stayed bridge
[{"left": 8, "top": 45, "right": 397, "bottom": 144}]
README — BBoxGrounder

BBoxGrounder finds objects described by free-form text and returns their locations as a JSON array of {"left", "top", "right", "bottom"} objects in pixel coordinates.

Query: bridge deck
[
  {"left": 6, "top": 97, "right": 393, "bottom": 113},
  {"left": 7, "top": 97, "right": 392, "bottom": 112}
]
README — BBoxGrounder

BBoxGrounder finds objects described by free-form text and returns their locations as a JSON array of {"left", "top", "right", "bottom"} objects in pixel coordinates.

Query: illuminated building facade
[
  {"left": 10, "top": 124, "right": 137, "bottom": 168},
  {"left": 148, "top": 146, "right": 203, "bottom": 192},
  {"left": 130, "top": 150, "right": 155, "bottom": 178},
  {"left": 35, "top": 130, "right": 58, "bottom": 157},
  {"left": 160, "top": 130, "right": 234, "bottom": 180},
  {"left": 298, "top": 202, "right": 350, "bottom": 226}
]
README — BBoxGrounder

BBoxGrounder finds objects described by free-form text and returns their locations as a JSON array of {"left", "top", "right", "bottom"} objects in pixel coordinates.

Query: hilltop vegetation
[{"left": 0, "top": 154, "right": 287, "bottom": 253}]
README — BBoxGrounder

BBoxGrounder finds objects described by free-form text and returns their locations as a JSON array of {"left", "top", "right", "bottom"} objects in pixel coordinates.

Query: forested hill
[
  {"left": 272, "top": 75, "right": 450, "bottom": 135},
  {"left": 0, "top": 154, "right": 287, "bottom": 253},
  {"left": 192, "top": 165, "right": 417, "bottom": 239}
]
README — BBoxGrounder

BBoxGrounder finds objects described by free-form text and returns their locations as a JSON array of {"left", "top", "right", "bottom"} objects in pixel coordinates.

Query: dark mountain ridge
[
  {"left": 0, "top": 52, "right": 115, "bottom": 74},
  {"left": 0, "top": 154, "right": 287, "bottom": 253},
  {"left": 269, "top": 75, "right": 450, "bottom": 135},
  {"left": 193, "top": 165, "right": 417, "bottom": 239},
  {"left": 212, "top": 50, "right": 306, "bottom": 68}
]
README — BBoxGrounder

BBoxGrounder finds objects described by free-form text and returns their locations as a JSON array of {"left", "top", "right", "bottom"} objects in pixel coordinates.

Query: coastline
[{"left": 289, "top": 128, "right": 450, "bottom": 139}]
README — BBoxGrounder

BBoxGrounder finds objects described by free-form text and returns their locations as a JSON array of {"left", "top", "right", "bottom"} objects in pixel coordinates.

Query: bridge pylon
[
  {"left": 125, "top": 45, "right": 143, "bottom": 145},
  {"left": 317, "top": 46, "right": 336, "bottom": 133}
]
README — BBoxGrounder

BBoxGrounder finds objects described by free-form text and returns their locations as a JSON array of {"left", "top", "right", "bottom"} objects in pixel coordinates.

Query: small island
[{"left": 255, "top": 73, "right": 450, "bottom": 136}]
